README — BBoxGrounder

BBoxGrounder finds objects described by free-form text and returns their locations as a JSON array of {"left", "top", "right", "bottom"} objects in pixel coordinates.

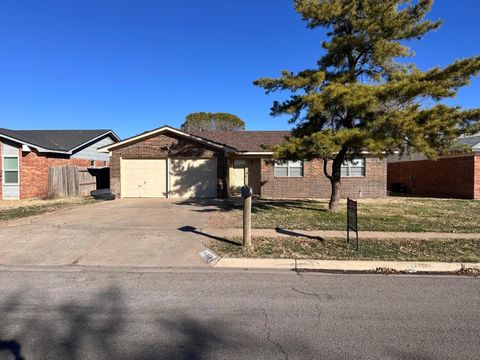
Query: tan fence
[{"left": 48, "top": 166, "right": 97, "bottom": 198}]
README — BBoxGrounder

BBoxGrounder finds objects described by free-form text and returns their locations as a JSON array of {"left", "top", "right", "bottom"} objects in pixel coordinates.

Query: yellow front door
[{"left": 232, "top": 159, "right": 246, "bottom": 191}]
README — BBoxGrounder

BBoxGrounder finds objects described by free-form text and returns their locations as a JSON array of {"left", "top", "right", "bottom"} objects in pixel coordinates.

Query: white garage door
[
  {"left": 120, "top": 158, "right": 217, "bottom": 198},
  {"left": 121, "top": 159, "right": 167, "bottom": 198},
  {"left": 170, "top": 159, "right": 217, "bottom": 198}
]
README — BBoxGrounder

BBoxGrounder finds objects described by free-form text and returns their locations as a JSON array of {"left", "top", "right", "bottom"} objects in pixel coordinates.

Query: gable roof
[
  {"left": 189, "top": 130, "right": 291, "bottom": 152},
  {"left": 0, "top": 128, "right": 119, "bottom": 153},
  {"left": 98, "top": 125, "right": 239, "bottom": 152},
  {"left": 99, "top": 125, "right": 292, "bottom": 153}
]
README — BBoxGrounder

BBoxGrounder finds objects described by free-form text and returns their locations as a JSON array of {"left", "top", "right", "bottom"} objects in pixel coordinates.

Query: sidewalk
[{"left": 201, "top": 228, "right": 480, "bottom": 240}]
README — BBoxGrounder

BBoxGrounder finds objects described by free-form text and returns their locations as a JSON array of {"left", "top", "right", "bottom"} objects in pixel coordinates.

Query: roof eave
[
  {"left": 234, "top": 151, "right": 275, "bottom": 155},
  {"left": 233, "top": 150, "right": 386, "bottom": 156}
]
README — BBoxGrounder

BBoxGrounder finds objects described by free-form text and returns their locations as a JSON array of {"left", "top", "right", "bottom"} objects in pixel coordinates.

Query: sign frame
[{"left": 347, "top": 198, "right": 359, "bottom": 250}]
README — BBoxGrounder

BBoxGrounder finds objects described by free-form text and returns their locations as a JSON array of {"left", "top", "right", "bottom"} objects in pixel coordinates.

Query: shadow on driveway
[{"left": 174, "top": 198, "right": 329, "bottom": 213}]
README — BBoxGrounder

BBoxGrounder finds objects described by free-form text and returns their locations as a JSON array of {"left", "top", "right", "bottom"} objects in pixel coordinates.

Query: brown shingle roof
[{"left": 190, "top": 130, "right": 291, "bottom": 152}]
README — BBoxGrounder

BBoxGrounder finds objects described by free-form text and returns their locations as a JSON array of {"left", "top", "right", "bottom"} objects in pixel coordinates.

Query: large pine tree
[{"left": 255, "top": 0, "right": 480, "bottom": 211}]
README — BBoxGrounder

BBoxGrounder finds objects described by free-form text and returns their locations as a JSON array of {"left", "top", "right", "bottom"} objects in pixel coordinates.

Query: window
[
  {"left": 90, "top": 160, "right": 96, "bottom": 167},
  {"left": 274, "top": 160, "right": 303, "bottom": 177},
  {"left": 3, "top": 156, "right": 19, "bottom": 184},
  {"left": 341, "top": 158, "right": 365, "bottom": 177}
]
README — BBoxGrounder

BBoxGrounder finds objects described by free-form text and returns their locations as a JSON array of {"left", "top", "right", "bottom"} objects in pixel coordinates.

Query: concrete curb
[{"left": 214, "top": 258, "right": 480, "bottom": 273}]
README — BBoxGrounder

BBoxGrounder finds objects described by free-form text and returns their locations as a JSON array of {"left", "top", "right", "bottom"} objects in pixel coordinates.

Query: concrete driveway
[{"left": 0, "top": 198, "right": 221, "bottom": 268}]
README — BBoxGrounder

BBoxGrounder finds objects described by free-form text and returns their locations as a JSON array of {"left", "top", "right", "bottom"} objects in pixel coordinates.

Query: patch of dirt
[{"left": 206, "top": 210, "right": 241, "bottom": 228}]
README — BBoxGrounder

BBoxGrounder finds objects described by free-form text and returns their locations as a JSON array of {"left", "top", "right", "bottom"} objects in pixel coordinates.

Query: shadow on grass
[
  {"left": 178, "top": 225, "right": 241, "bottom": 246},
  {"left": 175, "top": 198, "right": 329, "bottom": 214},
  {"left": 275, "top": 227, "right": 325, "bottom": 242}
]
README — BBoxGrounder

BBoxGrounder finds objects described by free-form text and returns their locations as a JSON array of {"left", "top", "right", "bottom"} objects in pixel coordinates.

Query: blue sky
[{"left": 0, "top": 0, "right": 479, "bottom": 139}]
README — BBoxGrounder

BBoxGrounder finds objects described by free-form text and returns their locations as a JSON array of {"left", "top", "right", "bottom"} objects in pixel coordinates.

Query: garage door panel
[
  {"left": 144, "top": 159, "right": 167, "bottom": 197},
  {"left": 121, "top": 159, "right": 167, "bottom": 198},
  {"left": 170, "top": 159, "right": 217, "bottom": 198},
  {"left": 121, "top": 159, "right": 141, "bottom": 197}
]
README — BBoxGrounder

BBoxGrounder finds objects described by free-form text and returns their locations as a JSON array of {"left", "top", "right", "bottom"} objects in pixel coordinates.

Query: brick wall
[
  {"left": 0, "top": 140, "right": 2, "bottom": 199},
  {"left": 474, "top": 155, "right": 480, "bottom": 200},
  {"left": 109, "top": 132, "right": 228, "bottom": 197},
  {"left": 0, "top": 138, "right": 110, "bottom": 200},
  {"left": 260, "top": 157, "right": 387, "bottom": 199},
  {"left": 387, "top": 154, "right": 475, "bottom": 199},
  {"left": 20, "top": 150, "right": 91, "bottom": 199}
]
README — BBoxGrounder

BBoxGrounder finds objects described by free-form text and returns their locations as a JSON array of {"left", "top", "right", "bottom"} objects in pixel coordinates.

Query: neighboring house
[
  {"left": 387, "top": 134, "right": 480, "bottom": 200},
  {"left": 99, "top": 125, "right": 387, "bottom": 199},
  {"left": 0, "top": 128, "right": 119, "bottom": 199}
]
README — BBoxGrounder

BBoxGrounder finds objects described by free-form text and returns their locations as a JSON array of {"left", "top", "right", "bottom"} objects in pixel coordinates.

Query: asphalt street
[{"left": 0, "top": 267, "right": 478, "bottom": 360}]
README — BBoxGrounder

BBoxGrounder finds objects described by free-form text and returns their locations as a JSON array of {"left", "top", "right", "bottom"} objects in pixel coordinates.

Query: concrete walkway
[{"left": 201, "top": 228, "right": 480, "bottom": 240}]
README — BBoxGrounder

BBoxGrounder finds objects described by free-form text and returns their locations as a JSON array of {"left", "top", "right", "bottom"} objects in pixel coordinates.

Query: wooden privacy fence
[{"left": 48, "top": 165, "right": 97, "bottom": 198}]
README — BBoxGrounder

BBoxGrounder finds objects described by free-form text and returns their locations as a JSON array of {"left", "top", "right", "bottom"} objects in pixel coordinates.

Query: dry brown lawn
[
  {"left": 0, "top": 197, "right": 97, "bottom": 222},
  {"left": 206, "top": 236, "right": 480, "bottom": 262},
  {"left": 206, "top": 196, "right": 480, "bottom": 233}
]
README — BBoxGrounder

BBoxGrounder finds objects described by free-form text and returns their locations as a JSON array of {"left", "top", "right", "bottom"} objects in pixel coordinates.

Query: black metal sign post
[
  {"left": 347, "top": 198, "right": 359, "bottom": 250},
  {"left": 241, "top": 185, "right": 253, "bottom": 254}
]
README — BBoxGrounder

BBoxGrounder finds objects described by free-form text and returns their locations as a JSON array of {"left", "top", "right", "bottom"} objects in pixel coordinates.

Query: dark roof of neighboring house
[
  {"left": 456, "top": 135, "right": 480, "bottom": 148},
  {"left": 0, "top": 128, "right": 119, "bottom": 152},
  {"left": 190, "top": 130, "right": 291, "bottom": 152}
]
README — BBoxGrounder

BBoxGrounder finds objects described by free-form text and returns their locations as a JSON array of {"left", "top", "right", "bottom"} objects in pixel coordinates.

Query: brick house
[
  {"left": 99, "top": 125, "right": 387, "bottom": 199},
  {"left": 0, "top": 128, "right": 119, "bottom": 199},
  {"left": 387, "top": 134, "right": 480, "bottom": 200}
]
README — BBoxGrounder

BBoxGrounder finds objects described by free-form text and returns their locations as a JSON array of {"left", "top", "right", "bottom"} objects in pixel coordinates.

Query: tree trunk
[
  {"left": 324, "top": 148, "right": 348, "bottom": 212},
  {"left": 328, "top": 176, "right": 341, "bottom": 212}
]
